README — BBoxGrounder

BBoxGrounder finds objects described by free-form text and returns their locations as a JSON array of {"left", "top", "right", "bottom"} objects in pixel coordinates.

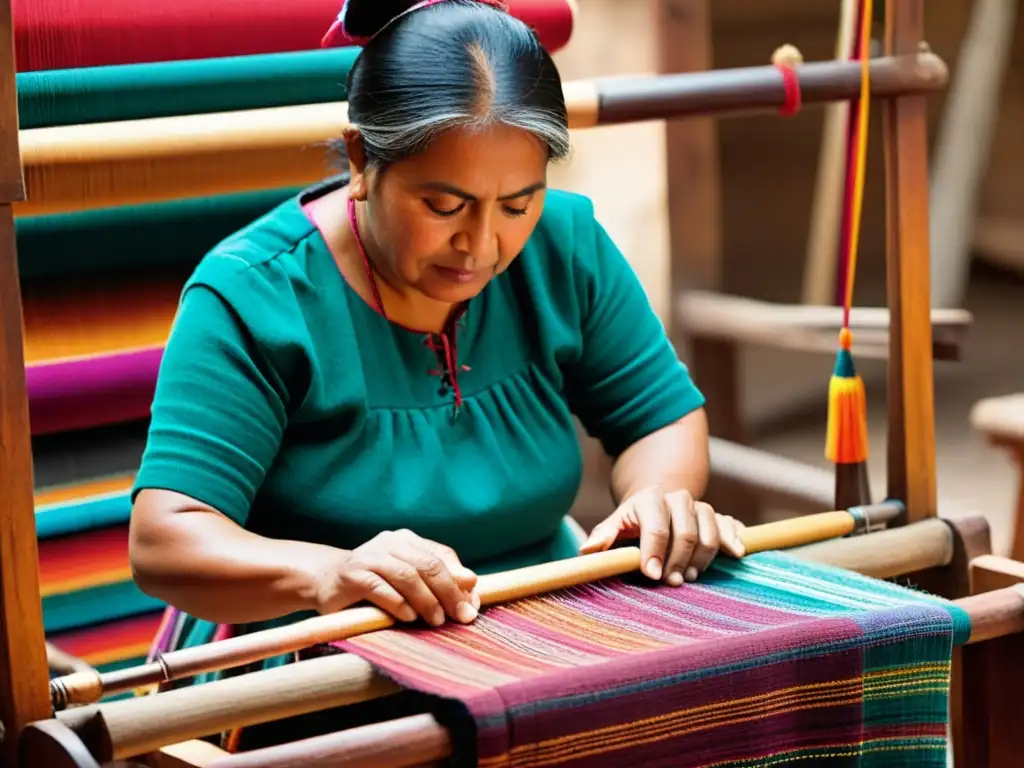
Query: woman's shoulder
[
  {"left": 186, "top": 196, "right": 319, "bottom": 300},
  {"left": 531, "top": 187, "right": 598, "bottom": 255},
  {"left": 519, "top": 188, "right": 631, "bottom": 313},
  {"left": 169, "top": 195, "right": 347, "bottom": 374}
]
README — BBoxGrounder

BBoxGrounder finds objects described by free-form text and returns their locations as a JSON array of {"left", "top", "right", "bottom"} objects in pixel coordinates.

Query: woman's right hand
[{"left": 314, "top": 529, "right": 480, "bottom": 626}]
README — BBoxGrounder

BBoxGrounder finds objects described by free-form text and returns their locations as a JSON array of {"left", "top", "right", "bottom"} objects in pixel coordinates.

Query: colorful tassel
[{"left": 826, "top": 328, "right": 869, "bottom": 464}]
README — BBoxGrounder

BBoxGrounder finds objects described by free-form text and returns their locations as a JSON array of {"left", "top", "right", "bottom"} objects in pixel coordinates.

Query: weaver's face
[{"left": 355, "top": 123, "right": 549, "bottom": 304}]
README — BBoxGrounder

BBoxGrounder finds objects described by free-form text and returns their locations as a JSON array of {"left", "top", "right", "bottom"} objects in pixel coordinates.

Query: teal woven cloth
[{"left": 17, "top": 49, "right": 358, "bottom": 128}]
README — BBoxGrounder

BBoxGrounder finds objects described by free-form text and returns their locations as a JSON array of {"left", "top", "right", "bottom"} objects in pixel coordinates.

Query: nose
[{"left": 451, "top": 209, "right": 497, "bottom": 263}]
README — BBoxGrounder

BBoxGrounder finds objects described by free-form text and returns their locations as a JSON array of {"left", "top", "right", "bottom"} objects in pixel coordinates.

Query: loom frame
[{"left": 0, "top": 0, "right": 1020, "bottom": 765}]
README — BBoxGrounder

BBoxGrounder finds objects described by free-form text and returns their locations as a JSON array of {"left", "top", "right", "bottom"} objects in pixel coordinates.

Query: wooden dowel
[
  {"left": 594, "top": 52, "right": 946, "bottom": 125},
  {"left": 45, "top": 643, "right": 93, "bottom": 675},
  {"left": 741, "top": 511, "right": 855, "bottom": 553},
  {"left": 49, "top": 506, "right": 901, "bottom": 710},
  {"left": 205, "top": 713, "right": 449, "bottom": 768},
  {"left": 791, "top": 516, "right": 953, "bottom": 579},
  {"left": 677, "top": 290, "right": 971, "bottom": 362},
  {"left": 180, "top": 586, "right": 1024, "bottom": 768},
  {"left": 18, "top": 54, "right": 944, "bottom": 169},
  {"left": 962, "top": 585, "right": 1024, "bottom": 645},
  {"left": 68, "top": 653, "right": 399, "bottom": 762},
  {"left": 709, "top": 437, "right": 836, "bottom": 511}
]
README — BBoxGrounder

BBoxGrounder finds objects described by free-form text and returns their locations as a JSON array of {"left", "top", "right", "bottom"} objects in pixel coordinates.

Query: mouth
[{"left": 434, "top": 265, "right": 485, "bottom": 284}]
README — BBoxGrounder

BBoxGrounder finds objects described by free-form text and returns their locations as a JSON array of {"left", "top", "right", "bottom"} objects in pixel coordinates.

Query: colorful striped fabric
[
  {"left": 338, "top": 550, "right": 969, "bottom": 768},
  {"left": 37, "top": 525, "right": 132, "bottom": 597},
  {"left": 48, "top": 611, "right": 164, "bottom": 670}
]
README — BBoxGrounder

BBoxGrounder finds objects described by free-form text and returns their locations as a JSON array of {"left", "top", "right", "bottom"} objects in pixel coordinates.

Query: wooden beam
[
  {"left": 882, "top": 0, "right": 937, "bottom": 523},
  {"left": 0, "top": 1, "right": 51, "bottom": 764}
]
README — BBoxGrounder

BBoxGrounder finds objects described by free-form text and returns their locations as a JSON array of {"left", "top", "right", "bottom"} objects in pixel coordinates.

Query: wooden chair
[{"left": 971, "top": 393, "right": 1024, "bottom": 560}]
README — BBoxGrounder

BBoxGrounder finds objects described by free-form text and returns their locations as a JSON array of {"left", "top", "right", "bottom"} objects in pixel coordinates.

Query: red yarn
[{"left": 775, "top": 64, "right": 802, "bottom": 117}]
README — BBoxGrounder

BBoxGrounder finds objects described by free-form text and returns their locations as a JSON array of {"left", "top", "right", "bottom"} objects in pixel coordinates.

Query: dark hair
[{"left": 340, "top": 0, "right": 571, "bottom": 169}]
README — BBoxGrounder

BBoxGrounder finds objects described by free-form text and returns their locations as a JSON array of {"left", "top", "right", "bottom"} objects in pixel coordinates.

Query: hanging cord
[{"left": 842, "top": 0, "right": 874, "bottom": 329}]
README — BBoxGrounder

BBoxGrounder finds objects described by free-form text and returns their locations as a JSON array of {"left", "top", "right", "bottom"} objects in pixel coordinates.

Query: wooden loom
[{"left": 0, "top": 0, "right": 1021, "bottom": 767}]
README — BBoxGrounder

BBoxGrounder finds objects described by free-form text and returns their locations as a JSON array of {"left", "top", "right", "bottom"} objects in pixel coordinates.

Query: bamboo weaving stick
[
  {"left": 15, "top": 53, "right": 947, "bottom": 217},
  {"left": 50, "top": 504, "right": 903, "bottom": 710}
]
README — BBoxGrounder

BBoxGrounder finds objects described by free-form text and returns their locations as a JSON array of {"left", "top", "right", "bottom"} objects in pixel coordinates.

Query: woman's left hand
[{"left": 579, "top": 486, "right": 746, "bottom": 586}]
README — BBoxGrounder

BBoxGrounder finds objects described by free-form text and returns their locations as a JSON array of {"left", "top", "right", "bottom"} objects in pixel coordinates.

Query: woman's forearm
[
  {"left": 129, "top": 490, "right": 342, "bottom": 624},
  {"left": 610, "top": 408, "right": 711, "bottom": 505}
]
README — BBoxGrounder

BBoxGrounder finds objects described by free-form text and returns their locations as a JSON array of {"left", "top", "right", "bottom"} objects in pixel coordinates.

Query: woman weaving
[{"left": 128, "top": 0, "right": 744, "bottom": 749}]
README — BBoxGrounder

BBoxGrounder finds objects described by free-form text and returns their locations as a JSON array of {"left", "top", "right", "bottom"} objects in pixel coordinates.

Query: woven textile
[{"left": 337, "top": 550, "right": 970, "bottom": 767}]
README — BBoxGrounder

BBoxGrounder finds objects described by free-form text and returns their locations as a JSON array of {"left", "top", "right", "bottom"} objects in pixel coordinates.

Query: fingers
[
  {"left": 342, "top": 530, "right": 479, "bottom": 627},
  {"left": 636, "top": 490, "right": 744, "bottom": 587},
  {"left": 685, "top": 501, "right": 721, "bottom": 577},
  {"left": 331, "top": 564, "right": 418, "bottom": 622},
  {"left": 391, "top": 542, "right": 478, "bottom": 625},
  {"left": 718, "top": 515, "right": 746, "bottom": 558},
  {"left": 664, "top": 492, "right": 699, "bottom": 586},
  {"left": 423, "top": 539, "right": 479, "bottom": 596},
  {"left": 579, "top": 519, "right": 620, "bottom": 554},
  {"left": 633, "top": 488, "right": 671, "bottom": 580}
]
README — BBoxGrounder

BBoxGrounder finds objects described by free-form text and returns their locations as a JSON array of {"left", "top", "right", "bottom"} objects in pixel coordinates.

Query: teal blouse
[{"left": 131, "top": 178, "right": 705, "bottom": 685}]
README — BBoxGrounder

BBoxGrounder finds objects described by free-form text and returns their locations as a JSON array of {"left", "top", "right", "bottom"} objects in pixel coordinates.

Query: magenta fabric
[{"left": 26, "top": 347, "right": 162, "bottom": 435}]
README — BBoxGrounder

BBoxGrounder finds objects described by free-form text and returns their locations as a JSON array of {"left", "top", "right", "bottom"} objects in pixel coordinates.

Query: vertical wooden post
[
  {"left": 0, "top": 1, "right": 52, "bottom": 764},
  {"left": 882, "top": 0, "right": 937, "bottom": 523}
]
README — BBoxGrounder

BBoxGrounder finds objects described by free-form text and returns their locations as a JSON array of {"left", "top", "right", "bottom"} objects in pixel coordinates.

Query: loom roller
[{"left": 49, "top": 500, "right": 903, "bottom": 710}]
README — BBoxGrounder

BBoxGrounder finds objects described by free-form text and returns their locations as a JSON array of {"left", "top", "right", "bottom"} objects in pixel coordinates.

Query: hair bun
[
  {"left": 341, "top": 0, "right": 423, "bottom": 40},
  {"left": 323, "top": 0, "right": 507, "bottom": 48}
]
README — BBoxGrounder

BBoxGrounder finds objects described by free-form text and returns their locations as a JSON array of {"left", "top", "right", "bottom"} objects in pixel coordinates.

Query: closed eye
[{"left": 425, "top": 199, "right": 465, "bottom": 217}]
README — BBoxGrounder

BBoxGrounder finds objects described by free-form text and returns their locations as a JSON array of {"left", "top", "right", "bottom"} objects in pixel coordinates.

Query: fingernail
[
  {"left": 398, "top": 604, "right": 417, "bottom": 622},
  {"left": 430, "top": 607, "right": 445, "bottom": 626},
  {"left": 685, "top": 567, "right": 698, "bottom": 582},
  {"left": 667, "top": 571, "right": 684, "bottom": 587},
  {"left": 735, "top": 539, "right": 746, "bottom": 557},
  {"left": 456, "top": 601, "right": 478, "bottom": 623},
  {"left": 471, "top": 592, "right": 481, "bottom": 610},
  {"left": 646, "top": 557, "right": 663, "bottom": 580}
]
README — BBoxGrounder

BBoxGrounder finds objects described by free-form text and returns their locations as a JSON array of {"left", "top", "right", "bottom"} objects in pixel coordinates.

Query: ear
[{"left": 343, "top": 127, "right": 369, "bottom": 200}]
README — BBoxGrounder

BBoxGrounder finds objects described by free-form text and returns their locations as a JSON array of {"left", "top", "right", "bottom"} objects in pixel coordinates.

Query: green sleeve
[
  {"left": 132, "top": 270, "right": 290, "bottom": 526},
  {"left": 566, "top": 215, "right": 705, "bottom": 458}
]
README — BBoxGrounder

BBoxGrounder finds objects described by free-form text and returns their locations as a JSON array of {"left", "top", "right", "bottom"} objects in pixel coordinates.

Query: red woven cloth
[{"left": 11, "top": 0, "right": 575, "bottom": 72}]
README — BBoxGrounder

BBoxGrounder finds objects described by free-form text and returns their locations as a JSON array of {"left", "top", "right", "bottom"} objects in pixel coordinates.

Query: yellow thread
[
  {"left": 481, "top": 679, "right": 865, "bottom": 766},
  {"left": 479, "top": 664, "right": 950, "bottom": 767},
  {"left": 482, "top": 693, "right": 866, "bottom": 767},
  {"left": 703, "top": 741, "right": 948, "bottom": 768},
  {"left": 844, "top": 0, "right": 873, "bottom": 314}
]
